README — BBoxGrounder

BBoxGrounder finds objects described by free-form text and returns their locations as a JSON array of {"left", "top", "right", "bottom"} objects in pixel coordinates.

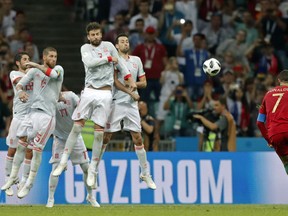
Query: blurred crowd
[
  {"left": 0, "top": 0, "right": 40, "bottom": 137},
  {"left": 1, "top": 0, "right": 288, "bottom": 147}
]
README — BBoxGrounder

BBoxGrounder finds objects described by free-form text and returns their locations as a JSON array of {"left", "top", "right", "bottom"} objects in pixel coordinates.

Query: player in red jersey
[{"left": 257, "top": 70, "right": 288, "bottom": 174}]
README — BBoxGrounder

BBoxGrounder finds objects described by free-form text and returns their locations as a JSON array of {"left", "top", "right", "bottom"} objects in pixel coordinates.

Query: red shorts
[{"left": 270, "top": 132, "right": 288, "bottom": 156}]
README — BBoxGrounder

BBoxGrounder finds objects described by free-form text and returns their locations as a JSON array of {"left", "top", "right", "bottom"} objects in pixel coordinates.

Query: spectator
[
  {"left": 177, "top": 33, "right": 209, "bottom": 100},
  {"left": 23, "top": 41, "right": 40, "bottom": 63},
  {"left": 129, "top": 18, "right": 145, "bottom": 52},
  {"left": 230, "top": 10, "right": 259, "bottom": 46},
  {"left": 158, "top": 0, "right": 184, "bottom": 56},
  {"left": 128, "top": 0, "right": 158, "bottom": 31},
  {"left": 175, "top": 0, "right": 198, "bottom": 34},
  {"left": 216, "top": 29, "right": 249, "bottom": 71},
  {"left": 193, "top": 96, "right": 237, "bottom": 151},
  {"left": 138, "top": 101, "right": 157, "bottom": 151},
  {"left": 103, "top": 11, "right": 129, "bottom": 44},
  {"left": 1, "top": 0, "right": 16, "bottom": 38},
  {"left": 257, "top": 0, "right": 287, "bottom": 68},
  {"left": 0, "top": 94, "right": 11, "bottom": 137},
  {"left": 132, "top": 25, "right": 167, "bottom": 103},
  {"left": 171, "top": 19, "right": 194, "bottom": 73},
  {"left": 201, "top": 12, "right": 229, "bottom": 55},
  {"left": 155, "top": 56, "right": 183, "bottom": 139},
  {"left": 163, "top": 85, "right": 194, "bottom": 137}
]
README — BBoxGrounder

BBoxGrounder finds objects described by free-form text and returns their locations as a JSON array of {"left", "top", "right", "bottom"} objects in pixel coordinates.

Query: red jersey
[{"left": 259, "top": 85, "right": 288, "bottom": 139}]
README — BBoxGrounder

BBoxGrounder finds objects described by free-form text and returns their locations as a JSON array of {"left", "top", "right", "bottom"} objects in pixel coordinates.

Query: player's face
[
  {"left": 44, "top": 51, "right": 57, "bottom": 68},
  {"left": 88, "top": 29, "right": 102, "bottom": 46},
  {"left": 18, "top": 54, "right": 30, "bottom": 71},
  {"left": 117, "top": 36, "right": 129, "bottom": 54}
]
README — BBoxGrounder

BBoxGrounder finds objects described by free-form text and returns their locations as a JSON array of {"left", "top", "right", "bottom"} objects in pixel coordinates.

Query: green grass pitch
[{"left": 1, "top": 205, "right": 288, "bottom": 216}]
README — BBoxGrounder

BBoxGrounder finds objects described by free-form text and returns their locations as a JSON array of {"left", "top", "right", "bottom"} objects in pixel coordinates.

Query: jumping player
[
  {"left": 52, "top": 22, "right": 136, "bottom": 190},
  {"left": 46, "top": 91, "right": 99, "bottom": 208},
  {"left": 99, "top": 33, "right": 156, "bottom": 189},
  {"left": 4, "top": 52, "right": 33, "bottom": 196},
  {"left": 1, "top": 47, "right": 64, "bottom": 198}
]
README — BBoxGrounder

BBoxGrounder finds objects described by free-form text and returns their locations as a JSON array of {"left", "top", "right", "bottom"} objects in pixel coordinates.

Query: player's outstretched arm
[{"left": 25, "top": 62, "right": 61, "bottom": 79}]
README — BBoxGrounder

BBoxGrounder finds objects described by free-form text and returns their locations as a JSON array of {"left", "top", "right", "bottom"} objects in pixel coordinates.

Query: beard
[
  {"left": 90, "top": 39, "right": 101, "bottom": 46},
  {"left": 121, "top": 47, "right": 130, "bottom": 54},
  {"left": 47, "top": 62, "right": 56, "bottom": 68}
]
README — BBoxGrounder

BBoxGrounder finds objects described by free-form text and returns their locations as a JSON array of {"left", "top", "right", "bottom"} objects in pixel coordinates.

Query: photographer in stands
[{"left": 193, "top": 96, "right": 236, "bottom": 152}]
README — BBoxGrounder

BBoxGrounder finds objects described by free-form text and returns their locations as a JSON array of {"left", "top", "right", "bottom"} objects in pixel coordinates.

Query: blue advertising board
[{"left": 0, "top": 151, "right": 287, "bottom": 205}]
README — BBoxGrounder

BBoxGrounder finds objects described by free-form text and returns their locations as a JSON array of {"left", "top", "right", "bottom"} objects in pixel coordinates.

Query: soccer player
[
  {"left": 1, "top": 47, "right": 64, "bottom": 198},
  {"left": 98, "top": 33, "right": 156, "bottom": 189},
  {"left": 46, "top": 91, "right": 99, "bottom": 208},
  {"left": 52, "top": 22, "right": 136, "bottom": 189},
  {"left": 257, "top": 70, "right": 288, "bottom": 174},
  {"left": 4, "top": 52, "right": 33, "bottom": 196}
]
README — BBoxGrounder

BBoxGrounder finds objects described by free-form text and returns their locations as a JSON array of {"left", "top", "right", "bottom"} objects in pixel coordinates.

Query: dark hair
[
  {"left": 217, "top": 95, "right": 227, "bottom": 107},
  {"left": 86, "top": 22, "right": 102, "bottom": 34},
  {"left": 14, "top": 52, "right": 29, "bottom": 64},
  {"left": 135, "top": 18, "right": 144, "bottom": 23},
  {"left": 184, "top": 20, "right": 193, "bottom": 26},
  {"left": 193, "top": 33, "right": 206, "bottom": 40},
  {"left": 115, "top": 33, "right": 129, "bottom": 45},
  {"left": 43, "top": 47, "right": 57, "bottom": 56},
  {"left": 277, "top": 70, "right": 288, "bottom": 82}
]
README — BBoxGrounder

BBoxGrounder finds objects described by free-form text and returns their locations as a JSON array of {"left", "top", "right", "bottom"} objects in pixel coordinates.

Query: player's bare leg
[
  {"left": 87, "top": 124, "right": 104, "bottom": 187},
  {"left": 53, "top": 121, "right": 84, "bottom": 176},
  {"left": 1, "top": 138, "right": 28, "bottom": 191},
  {"left": 80, "top": 163, "right": 100, "bottom": 207},
  {"left": 131, "top": 131, "right": 156, "bottom": 190}
]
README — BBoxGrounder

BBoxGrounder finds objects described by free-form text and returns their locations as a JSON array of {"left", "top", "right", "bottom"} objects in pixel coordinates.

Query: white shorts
[
  {"left": 105, "top": 103, "right": 141, "bottom": 133},
  {"left": 6, "top": 117, "right": 23, "bottom": 148},
  {"left": 49, "top": 135, "right": 89, "bottom": 165},
  {"left": 17, "top": 109, "right": 56, "bottom": 151},
  {"left": 72, "top": 88, "right": 112, "bottom": 127}
]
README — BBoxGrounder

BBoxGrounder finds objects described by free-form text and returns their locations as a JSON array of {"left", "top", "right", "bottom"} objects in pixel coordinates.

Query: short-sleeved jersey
[
  {"left": 81, "top": 41, "right": 130, "bottom": 89},
  {"left": 113, "top": 55, "right": 145, "bottom": 104},
  {"left": 259, "top": 86, "right": 288, "bottom": 138},
  {"left": 54, "top": 91, "right": 79, "bottom": 140},
  {"left": 10, "top": 70, "right": 33, "bottom": 118},
  {"left": 18, "top": 65, "right": 64, "bottom": 116}
]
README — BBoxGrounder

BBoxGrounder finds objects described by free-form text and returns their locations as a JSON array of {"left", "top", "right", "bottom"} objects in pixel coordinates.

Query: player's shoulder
[
  {"left": 129, "top": 55, "right": 142, "bottom": 63},
  {"left": 102, "top": 41, "right": 113, "bottom": 47},
  {"left": 10, "top": 70, "right": 23, "bottom": 78},
  {"left": 81, "top": 43, "right": 91, "bottom": 51}
]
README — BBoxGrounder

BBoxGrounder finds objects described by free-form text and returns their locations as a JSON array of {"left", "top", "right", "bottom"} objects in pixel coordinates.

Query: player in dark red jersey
[{"left": 257, "top": 70, "right": 288, "bottom": 174}]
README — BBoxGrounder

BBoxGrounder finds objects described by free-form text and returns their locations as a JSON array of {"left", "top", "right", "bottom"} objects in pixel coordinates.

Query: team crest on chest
[{"left": 132, "top": 63, "right": 138, "bottom": 69}]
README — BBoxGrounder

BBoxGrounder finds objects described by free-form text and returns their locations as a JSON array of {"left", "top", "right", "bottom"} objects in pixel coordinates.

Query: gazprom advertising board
[{"left": 0, "top": 152, "right": 287, "bottom": 204}]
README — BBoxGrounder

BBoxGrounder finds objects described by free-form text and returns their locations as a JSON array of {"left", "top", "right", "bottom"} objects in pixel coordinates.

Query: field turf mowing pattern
[{"left": 1, "top": 205, "right": 288, "bottom": 216}]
